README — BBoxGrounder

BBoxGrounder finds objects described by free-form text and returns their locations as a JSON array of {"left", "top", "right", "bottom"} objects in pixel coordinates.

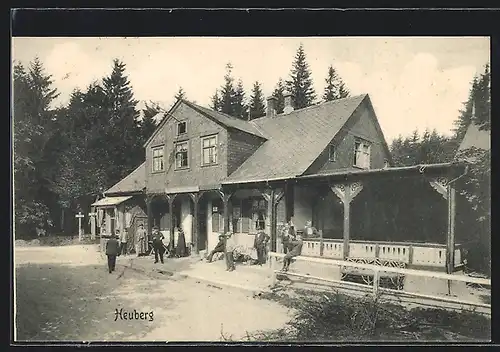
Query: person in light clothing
[
  {"left": 135, "top": 223, "right": 148, "bottom": 256},
  {"left": 119, "top": 229, "right": 128, "bottom": 255},
  {"left": 224, "top": 232, "right": 236, "bottom": 272}
]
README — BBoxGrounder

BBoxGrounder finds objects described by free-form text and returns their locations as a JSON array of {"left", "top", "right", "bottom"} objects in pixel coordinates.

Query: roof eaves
[{"left": 143, "top": 99, "right": 182, "bottom": 148}]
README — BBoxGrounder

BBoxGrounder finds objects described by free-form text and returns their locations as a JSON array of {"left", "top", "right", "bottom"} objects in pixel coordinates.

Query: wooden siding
[
  {"left": 305, "top": 100, "right": 391, "bottom": 174},
  {"left": 227, "top": 130, "right": 264, "bottom": 176},
  {"left": 145, "top": 102, "right": 228, "bottom": 193}
]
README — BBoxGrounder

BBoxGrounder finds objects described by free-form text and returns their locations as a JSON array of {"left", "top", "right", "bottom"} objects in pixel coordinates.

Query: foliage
[
  {"left": 248, "top": 81, "right": 266, "bottom": 120},
  {"left": 323, "top": 65, "right": 350, "bottom": 101},
  {"left": 140, "top": 100, "right": 161, "bottom": 144},
  {"left": 175, "top": 86, "right": 186, "bottom": 101},
  {"left": 210, "top": 63, "right": 248, "bottom": 120},
  {"left": 251, "top": 289, "right": 490, "bottom": 341},
  {"left": 13, "top": 58, "right": 60, "bottom": 237},
  {"left": 272, "top": 78, "right": 286, "bottom": 114},
  {"left": 286, "top": 44, "right": 317, "bottom": 109},
  {"left": 233, "top": 79, "right": 248, "bottom": 119}
]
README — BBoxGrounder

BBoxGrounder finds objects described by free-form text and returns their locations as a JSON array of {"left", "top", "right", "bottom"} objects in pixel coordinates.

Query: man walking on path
[
  {"left": 152, "top": 226, "right": 165, "bottom": 264},
  {"left": 105, "top": 234, "right": 120, "bottom": 273}
]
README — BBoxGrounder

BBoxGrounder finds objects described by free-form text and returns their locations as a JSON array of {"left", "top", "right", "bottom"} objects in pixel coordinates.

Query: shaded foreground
[{"left": 247, "top": 288, "right": 491, "bottom": 342}]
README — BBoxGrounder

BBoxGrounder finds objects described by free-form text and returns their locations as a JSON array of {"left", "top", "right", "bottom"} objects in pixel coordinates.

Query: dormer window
[
  {"left": 177, "top": 121, "right": 187, "bottom": 136},
  {"left": 328, "top": 144, "right": 336, "bottom": 162},
  {"left": 354, "top": 139, "right": 371, "bottom": 169}
]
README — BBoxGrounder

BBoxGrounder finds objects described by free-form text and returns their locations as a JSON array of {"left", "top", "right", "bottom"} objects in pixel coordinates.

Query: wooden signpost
[{"left": 75, "top": 212, "right": 84, "bottom": 241}]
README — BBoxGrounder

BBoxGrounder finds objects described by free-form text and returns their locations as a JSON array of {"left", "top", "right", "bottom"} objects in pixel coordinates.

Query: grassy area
[
  {"left": 15, "top": 262, "right": 153, "bottom": 341},
  {"left": 15, "top": 235, "right": 100, "bottom": 247},
  {"left": 250, "top": 288, "right": 491, "bottom": 342}
]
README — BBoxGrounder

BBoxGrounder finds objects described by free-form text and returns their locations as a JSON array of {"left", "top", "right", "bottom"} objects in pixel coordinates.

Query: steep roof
[
  {"left": 105, "top": 162, "right": 146, "bottom": 195},
  {"left": 457, "top": 122, "right": 490, "bottom": 153},
  {"left": 223, "top": 94, "right": 368, "bottom": 183},
  {"left": 182, "top": 100, "right": 267, "bottom": 138},
  {"left": 144, "top": 99, "right": 266, "bottom": 147}
]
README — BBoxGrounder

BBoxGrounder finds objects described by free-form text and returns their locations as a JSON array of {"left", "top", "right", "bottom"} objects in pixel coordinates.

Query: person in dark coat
[
  {"left": 151, "top": 226, "right": 165, "bottom": 264},
  {"left": 207, "top": 234, "right": 225, "bottom": 263},
  {"left": 281, "top": 233, "right": 303, "bottom": 272},
  {"left": 281, "top": 222, "right": 296, "bottom": 254},
  {"left": 105, "top": 234, "right": 120, "bottom": 273},
  {"left": 254, "top": 230, "right": 270, "bottom": 265},
  {"left": 175, "top": 227, "right": 187, "bottom": 257},
  {"left": 304, "top": 220, "right": 318, "bottom": 239}
]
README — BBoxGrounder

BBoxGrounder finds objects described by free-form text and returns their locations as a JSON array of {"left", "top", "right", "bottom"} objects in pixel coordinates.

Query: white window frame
[
  {"left": 152, "top": 145, "right": 165, "bottom": 172},
  {"left": 328, "top": 143, "right": 336, "bottom": 162},
  {"left": 354, "top": 139, "right": 371, "bottom": 169},
  {"left": 175, "top": 141, "right": 189, "bottom": 170},
  {"left": 177, "top": 121, "right": 187, "bottom": 136},
  {"left": 201, "top": 134, "right": 218, "bottom": 166}
]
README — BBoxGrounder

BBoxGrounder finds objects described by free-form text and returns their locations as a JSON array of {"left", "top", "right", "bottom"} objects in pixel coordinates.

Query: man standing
[
  {"left": 119, "top": 228, "right": 128, "bottom": 256},
  {"left": 105, "top": 234, "right": 120, "bottom": 273},
  {"left": 135, "top": 223, "right": 148, "bottom": 256},
  {"left": 254, "top": 230, "right": 270, "bottom": 265},
  {"left": 224, "top": 232, "right": 236, "bottom": 272},
  {"left": 151, "top": 226, "right": 165, "bottom": 264}
]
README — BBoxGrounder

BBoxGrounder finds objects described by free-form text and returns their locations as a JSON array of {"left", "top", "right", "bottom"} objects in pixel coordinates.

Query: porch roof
[
  {"left": 104, "top": 162, "right": 146, "bottom": 195},
  {"left": 221, "top": 162, "right": 466, "bottom": 186},
  {"left": 91, "top": 196, "right": 133, "bottom": 207}
]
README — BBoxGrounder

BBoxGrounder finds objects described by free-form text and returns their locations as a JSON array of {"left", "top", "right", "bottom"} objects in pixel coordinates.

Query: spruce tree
[
  {"left": 219, "top": 63, "right": 236, "bottom": 116},
  {"left": 272, "top": 78, "right": 286, "bottom": 114},
  {"left": 102, "top": 59, "right": 142, "bottom": 182},
  {"left": 233, "top": 79, "right": 247, "bottom": 120},
  {"left": 210, "top": 89, "right": 221, "bottom": 111},
  {"left": 323, "top": 65, "right": 350, "bottom": 101},
  {"left": 286, "top": 44, "right": 316, "bottom": 109},
  {"left": 141, "top": 101, "right": 161, "bottom": 142},
  {"left": 249, "top": 81, "right": 266, "bottom": 120},
  {"left": 175, "top": 87, "right": 186, "bottom": 101}
]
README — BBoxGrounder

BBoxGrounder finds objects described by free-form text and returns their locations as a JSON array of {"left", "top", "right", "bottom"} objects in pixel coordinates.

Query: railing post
[
  {"left": 372, "top": 269, "right": 380, "bottom": 298},
  {"left": 319, "top": 230, "right": 324, "bottom": 257}
]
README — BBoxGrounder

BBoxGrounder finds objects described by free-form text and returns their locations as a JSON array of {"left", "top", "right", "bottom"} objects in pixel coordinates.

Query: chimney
[
  {"left": 266, "top": 96, "right": 278, "bottom": 118},
  {"left": 283, "top": 90, "right": 294, "bottom": 114}
]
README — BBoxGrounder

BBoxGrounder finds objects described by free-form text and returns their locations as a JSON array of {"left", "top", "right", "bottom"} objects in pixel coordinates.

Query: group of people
[{"left": 279, "top": 220, "right": 317, "bottom": 272}]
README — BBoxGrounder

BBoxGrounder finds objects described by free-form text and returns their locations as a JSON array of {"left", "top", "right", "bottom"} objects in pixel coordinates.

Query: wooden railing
[
  {"left": 268, "top": 252, "right": 490, "bottom": 314},
  {"left": 300, "top": 238, "right": 463, "bottom": 270}
]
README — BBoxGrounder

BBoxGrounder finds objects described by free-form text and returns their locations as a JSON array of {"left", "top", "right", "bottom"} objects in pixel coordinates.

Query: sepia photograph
[{"left": 12, "top": 35, "right": 491, "bottom": 342}]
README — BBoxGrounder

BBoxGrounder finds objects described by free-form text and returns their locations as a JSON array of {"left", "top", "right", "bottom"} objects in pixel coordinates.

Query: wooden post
[
  {"left": 146, "top": 196, "right": 153, "bottom": 239},
  {"left": 447, "top": 183, "right": 456, "bottom": 275},
  {"left": 319, "top": 230, "right": 324, "bottom": 256},
  {"left": 167, "top": 195, "right": 176, "bottom": 250},
  {"left": 75, "top": 212, "right": 84, "bottom": 241},
  {"left": 190, "top": 193, "right": 199, "bottom": 255},
  {"left": 373, "top": 269, "right": 380, "bottom": 298},
  {"left": 221, "top": 193, "right": 231, "bottom": 234},
  {"left": 261, "top": 188, "right": 284, "bottom": 253},
  {"left": 331, "top": 182, "right": 363, "bottom": 261}
]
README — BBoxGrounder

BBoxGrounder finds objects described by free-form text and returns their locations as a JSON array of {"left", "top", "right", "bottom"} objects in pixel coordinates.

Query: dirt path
[{"left": 14, "top": 245, "right": 293, "bottom": 342}]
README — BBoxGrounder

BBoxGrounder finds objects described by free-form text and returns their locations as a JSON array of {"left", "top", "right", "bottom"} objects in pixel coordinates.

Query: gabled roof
[
  {"left": 143, "top": 99, "right": 266, "bottom": 147},
  {"left": 105, "top": 162, "right": 146, "bottom": 195},
  {"left": 223, "top": 94, "right": 368, "bottom": 184},
  {"left": 457, "top": 122, "right": 490, "bottom": 153}
]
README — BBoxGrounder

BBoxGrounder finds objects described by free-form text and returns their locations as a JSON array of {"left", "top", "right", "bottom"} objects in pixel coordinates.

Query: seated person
[
  {"left": 207, "top": 234, "right": 226, "bottom": 263},
  {"left": 281, "top": 232, "right": 303, "bottom": 272}
]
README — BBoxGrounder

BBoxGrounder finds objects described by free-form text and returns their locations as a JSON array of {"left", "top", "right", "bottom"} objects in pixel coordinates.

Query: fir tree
[
  {"left": 286, "top": 44, "right": 316, "bottom": 109},
  {"left": 219, "top": 62, "right": 236, "bottom": 116},
  {"left": 272, "top": 78, "right": 286, "bottom": 114},
  {"left": 102, "top": 59, "right": 142, "bottom": 182},
  {"left": 210, "top": 89, "right": 221, "bottom": 111},
  {"left": 141, "top": 101, "right": 161, "bottom": 142},
  {"left": 249, "top": 81, "right": 266, "bottom": 120},
  {"left": 175, "top": 87, "right": 186, "bottom": 101},
  {"left": 233, "top": 79, "right": 247, "bottom": 120},
  {"left": 323, "top": 65, "right": 350, "bottom": 101}
]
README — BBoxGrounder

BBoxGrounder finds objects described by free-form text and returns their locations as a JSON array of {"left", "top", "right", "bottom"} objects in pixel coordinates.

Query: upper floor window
[
  {"left": 175, "top": 141, "right": 189, "bottom": 169},
  {"left": 152, "top": 146, "right": 164, "bottom": 172},
  {"left": 201, "top": 134, "right": 218, "bottom": 166},
  {"left": 354, "top": 139, "right": 371, "bottom": 169},
  {"left": 177, "top": 121, "right": 187, "bottom": 136},
  {"left": 328, "top": 143, "right": 336, "bottom": 162}
]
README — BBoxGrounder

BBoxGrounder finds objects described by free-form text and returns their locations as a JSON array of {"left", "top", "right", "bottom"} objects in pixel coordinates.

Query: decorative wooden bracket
[
  {"left": 330, "top": 181, "right": 363, "bottom": 204},
  {"left": 428, "top": 177, "right": 449, "bottom": 200}
]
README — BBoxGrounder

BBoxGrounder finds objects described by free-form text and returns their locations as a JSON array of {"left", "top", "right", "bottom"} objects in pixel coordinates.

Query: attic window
[
  {"left": 328, "top": 144, "right": 336, "bottom": 162},
  {"left": 177, "top": 121, "right": 187, "bottom": 136},
  {"left": 354, "top": 139, "right": 371, "bottom": 169}
]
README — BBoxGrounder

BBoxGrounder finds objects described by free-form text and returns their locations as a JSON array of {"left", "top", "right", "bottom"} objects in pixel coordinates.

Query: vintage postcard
[{"left": 12, "top": 31, "right": 491, "bottom": 343}]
